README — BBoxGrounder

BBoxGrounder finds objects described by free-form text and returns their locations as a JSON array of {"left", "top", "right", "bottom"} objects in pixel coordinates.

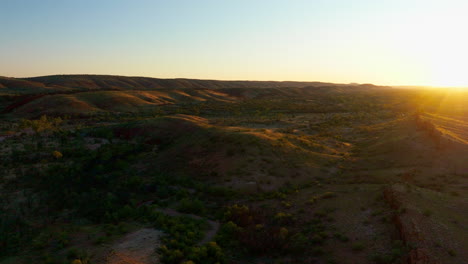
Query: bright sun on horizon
[
  {"left": 0, "top": 0, "right": 467, "bottom": 88},
  {"left": 426, "top": 52, "right": 468, "bottom": 88},
  {"left": 417, "top": 18, "right": 468, "bottom": 88},
  {"left": 427, "top": 52, "right": 468, "bottom": 88}
]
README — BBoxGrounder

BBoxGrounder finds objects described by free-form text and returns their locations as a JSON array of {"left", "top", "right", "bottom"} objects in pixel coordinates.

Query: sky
[{"left": 1, "top": 0, "right": 467, "bottom": 87}]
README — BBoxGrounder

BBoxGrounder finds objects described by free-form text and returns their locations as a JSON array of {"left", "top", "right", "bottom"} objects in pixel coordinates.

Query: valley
[{"left": 0, "top": 75, "right": 466, "bottom": 264}]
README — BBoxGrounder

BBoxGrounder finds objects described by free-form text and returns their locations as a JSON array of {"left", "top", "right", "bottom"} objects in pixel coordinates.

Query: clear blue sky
[{"left": 1, "top": 0, "right": 467, "bottom": 86}]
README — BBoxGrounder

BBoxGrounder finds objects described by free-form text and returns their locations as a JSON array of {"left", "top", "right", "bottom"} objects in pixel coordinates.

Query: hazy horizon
[{"left": 1, "top": 0, "right": 467, "bottom": 87}]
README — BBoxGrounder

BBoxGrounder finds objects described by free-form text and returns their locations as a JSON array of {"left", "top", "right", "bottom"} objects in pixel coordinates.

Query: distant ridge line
[{"left": 0, "top": 74, "right": 386, "bottom": 96}]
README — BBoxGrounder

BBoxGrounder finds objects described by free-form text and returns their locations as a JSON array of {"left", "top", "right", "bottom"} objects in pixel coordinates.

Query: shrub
[
  {"left": 186, "top": 242, "right": 225, "bottom": 263},
  {"left": 423, "top": 209, "right": 432, "bottom": 217},
  {"left": 321, "top": 192, "right": 337, "bottom": 199},
  {"left": 351, "top": 242, "right": 365, "bottom": 252},
  {"left": 369, "top": 240, "right": 407, "bottom": 264},
  {"left": 159, "top": 247, "right": 184, "bottom": 264},
  {"left": 287, "top": 232, "right": 309, "bottom": 253},
  {"left": 307, "top": 197, "right": 317, "bottom": 204},
  {"left": 274, "top": 212, "right": 294, "bottom": 225},
  {"left": 216, "top": 221, "right": 242, "bottom": 248},
  {"left": 177, "top": 198, "right": 206, "bottom": 215},
  {"left": 19, "top": 115, "right": 63, "bottom": 133},
  {"left": 52, "top": 150, "right": 63, "bottom": 159},
  {"left": 333, "top": 232, "right": 349, "bottom": 242},
  {"left": 224, "top": 204, "right": 257, "bottom": 227}
]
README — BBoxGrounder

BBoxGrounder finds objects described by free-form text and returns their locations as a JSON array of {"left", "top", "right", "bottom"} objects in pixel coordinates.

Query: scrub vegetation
[{"left": 0, "top": 75, "right": 466, "bottom": 264}]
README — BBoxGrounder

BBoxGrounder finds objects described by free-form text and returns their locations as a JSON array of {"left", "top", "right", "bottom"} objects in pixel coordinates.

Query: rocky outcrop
[
  {"left": 383, "top": 187, "right": 440, "bottom": 264},
  {"left": 407, "top": 248, "right": 439, "bottom": 264}
]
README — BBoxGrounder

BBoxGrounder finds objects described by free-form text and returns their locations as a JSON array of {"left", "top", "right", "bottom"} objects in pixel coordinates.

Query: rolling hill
[
  {"left": 1, "top": 74, "right": 352, "bottom": 95},
  {"left": 0, "top": 74, "right": 466, "bottom": 264},
  {"left": 0, "top": 74, "right": 386, "bottom": 117}
]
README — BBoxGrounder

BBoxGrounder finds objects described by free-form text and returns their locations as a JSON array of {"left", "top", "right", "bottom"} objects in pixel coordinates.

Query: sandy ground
[
  {"left": 105, "top": 228, "right": 161, "bottom": 264},
  {"left": 98, "top": 207, "right": 220, "bottom": 264}
]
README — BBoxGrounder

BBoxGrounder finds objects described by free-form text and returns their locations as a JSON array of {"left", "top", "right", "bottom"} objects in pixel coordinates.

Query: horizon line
[{"left": 3, "top": 73, "right": 468, "bottom": 89}]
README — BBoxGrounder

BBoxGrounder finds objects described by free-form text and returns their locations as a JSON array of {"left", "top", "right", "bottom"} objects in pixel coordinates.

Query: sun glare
[
  {"left": 430, "top": 65, "right": 468, "bottom": 88},
  {"left": 428, "top": 37, "right": 468, "bottom": 88},
  {"left": 387, "top": 2, "right": 468, "bottom": 88}
]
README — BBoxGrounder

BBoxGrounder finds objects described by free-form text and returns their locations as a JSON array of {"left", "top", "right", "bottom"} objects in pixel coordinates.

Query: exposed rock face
[
  {"left": 407, "top": 248, "right": 438, "bottom": 264},
  {"left": 383, "top": 187, "right": 440, "bottom": 264}
]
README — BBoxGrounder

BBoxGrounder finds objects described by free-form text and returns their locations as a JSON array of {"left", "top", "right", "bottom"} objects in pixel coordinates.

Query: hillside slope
[
  {"left": 0, "top": 74, "right": 349, "bottom": 95},
  {"left": 350, "top": 115, "right": 468, "bottom": 185},
  {"left": 96, "top": 114, "right": 342, "bottom": 191},
  {"left": 9, "top": 90, "right": 238, "bottom": 115},
  {"left": 0, "top": 76, "right": 62, "bottom": 94}
]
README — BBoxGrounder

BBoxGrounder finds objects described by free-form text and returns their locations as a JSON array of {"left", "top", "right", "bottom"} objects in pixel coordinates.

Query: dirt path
[{"left": 155, "top": 208, "right": 220, "bottom": 245}]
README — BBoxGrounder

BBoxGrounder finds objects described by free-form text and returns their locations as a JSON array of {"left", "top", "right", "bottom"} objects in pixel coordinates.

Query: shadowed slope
[
  {"left": 351, "top": 115, "right": 468, "bottom": 183},
  {"left": 0, "top": 76, "right": 64, "bottom": 94},
  {"left": 93, "top": 114, "right": 341, "bottom": 191},
  {"left": 9, "top": 90, "right": 238, "bottom": 115},
  {"left": 23, "top": 75, "right": 340, "bottom": 91}
]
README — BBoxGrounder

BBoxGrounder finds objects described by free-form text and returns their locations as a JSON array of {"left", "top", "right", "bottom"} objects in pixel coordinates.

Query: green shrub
[
  {"left": 351, "top": 242, "right": 365, "bottom": 252},
  {"left": 177, "top": 198, "right": 206, "bottom": 215},
  {"left": 186, "top": 242, "right": 225, "bottom": 263},
  {"left": 423, "top": 209, "right": 432, "bottom": 217},
  {"left": 321, "top": 192, "right": 337, "bottom": 199}
]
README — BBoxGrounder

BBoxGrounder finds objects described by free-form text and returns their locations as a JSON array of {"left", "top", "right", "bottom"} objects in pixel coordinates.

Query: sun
[
  {"left": 429, "top": 64, "right": 468, "bottom": 88},
  {"left": 426, "top": 47, "right": 468, "bottom": 88},
  {"left": 390, "top": 4, "right": 468, "bottom": 89},
  {"left": 419, "top": 33, "right": 468, "bottom": 88}
]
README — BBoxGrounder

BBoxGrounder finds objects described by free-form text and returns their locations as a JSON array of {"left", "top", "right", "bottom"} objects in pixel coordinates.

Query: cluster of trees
[
  {"left": 217, "top": 204, "right": 320, "bottom": 257},
  {"left": 19, "top": 115, "right": 64, "bottom": 133},
  {"left": 0, "top": 120, "right": 233, "bottom": 262}
]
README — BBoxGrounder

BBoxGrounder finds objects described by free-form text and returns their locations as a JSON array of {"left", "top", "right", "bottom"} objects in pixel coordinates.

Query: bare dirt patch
[{"left": 103, "top": 228, "right": 161, "bottom": 264}]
